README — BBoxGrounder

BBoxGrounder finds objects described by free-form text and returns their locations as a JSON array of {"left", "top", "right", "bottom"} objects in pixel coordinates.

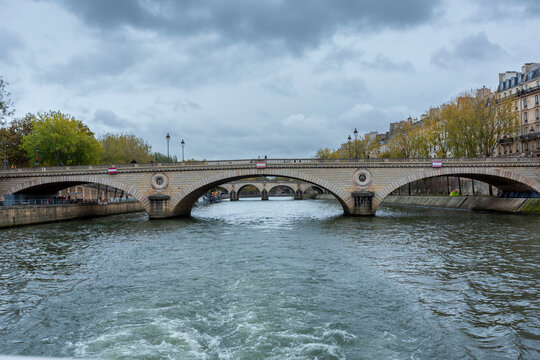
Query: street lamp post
[
  {"left": 347, "top": 135, "right": 352, "bottom": 161},
  {"left": 2, "top": 140, "right": 17, "bottom": 169},
  {"left": 166, "top": 133, "right": 171, "bottom": 162},
  {"left": 181, "top": 139, "right": 185, "bottom": 162},
  {"left": 3, "top": 141, "right": 8, "bottom": 169},
  {"left": 35, "top": 146, "right": 39, "bottom": 167},
  {"left": 353, "top": 128, "right": 358, "bottom": 160}
]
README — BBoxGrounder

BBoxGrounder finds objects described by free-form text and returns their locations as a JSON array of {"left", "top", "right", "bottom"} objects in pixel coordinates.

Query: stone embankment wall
[
  {"left": 0, "top": 201, "right": 144, "bottom": 229},
  {"left": 383, "top": 195, "right": 540, "bottom": 214}
]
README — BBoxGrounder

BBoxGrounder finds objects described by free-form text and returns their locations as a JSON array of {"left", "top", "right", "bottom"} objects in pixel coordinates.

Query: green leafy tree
[
  {"left": 0, "top": 113, "right": 34, "bottom": 167},
  {"left": 153, "top": 152, "right": 178, "bottom": 163},
  {"left": 22, "top": 111, "right": 102, "bottom": 166},
  {"left": 101, "top": 133, "right": 153, "bottom": 164}
]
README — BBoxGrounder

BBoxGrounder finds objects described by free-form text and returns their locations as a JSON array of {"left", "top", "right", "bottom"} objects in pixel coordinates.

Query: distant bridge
[
  {"left": 216, "top": 179, "right": 326, "bottom": 200},
  {"left": 0, "top": 158, "right": 538, "bottom": 218}
]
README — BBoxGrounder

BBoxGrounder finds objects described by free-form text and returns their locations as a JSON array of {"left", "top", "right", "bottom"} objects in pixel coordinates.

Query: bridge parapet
[
  {"left": 0, "top": 158, "right": 538, "bottom": 218},
  {"left": 1, "top": 157, "right": 538, "bottom": 177}
]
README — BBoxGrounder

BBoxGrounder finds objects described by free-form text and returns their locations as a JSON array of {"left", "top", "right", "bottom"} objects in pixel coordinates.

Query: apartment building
[{"left": 496, "top": 62, "right": 540, "bottom": 157}]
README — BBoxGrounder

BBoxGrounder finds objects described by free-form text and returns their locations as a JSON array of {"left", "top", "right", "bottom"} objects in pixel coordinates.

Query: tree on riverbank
[
  {"left": 100, "top": 133, "right": 153, "bottom": 164},
  {"left": 0, "top": 113, "right": 34, "bottom": 167},
  {"left": 317, "top": 89, "right": 519, "bottom": 159},
  {"left": 0, "top": 77, "right": 14, "bottom": 126},
  {"left": 22, "top": 111, "right": 102, "bottom": 166}
]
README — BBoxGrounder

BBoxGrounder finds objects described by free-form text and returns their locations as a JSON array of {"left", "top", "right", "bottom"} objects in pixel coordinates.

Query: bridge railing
[{"left": 0, "top": 156, "right": 537, "bottom": 175}]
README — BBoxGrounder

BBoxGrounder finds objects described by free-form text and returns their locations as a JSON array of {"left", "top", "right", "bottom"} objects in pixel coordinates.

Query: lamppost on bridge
[
  {"left": 2, "top": 141, "right": 12, "bottom": 169},
  {"left": 166, "top": 133, "right": 171, "bottom": 162},
  {"left": 353, "top": 128, "right": 358, "bottom": 161},
  {"left": 181, "top": 139, "right": 185, "bottom": 162},
  {"left": 3, "top": 142, "right": 8, "bottom": 169},
  {"left": 34, "top": 146, "right": 39, "bottom": 167},
  {"left": 347, "top": 135, "right": 352, "bottom": 161}
]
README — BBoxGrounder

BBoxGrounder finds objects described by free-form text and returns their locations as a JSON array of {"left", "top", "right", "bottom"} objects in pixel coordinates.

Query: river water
[{"left": 0, "top": 198, "right": 538, "bottom": 359}]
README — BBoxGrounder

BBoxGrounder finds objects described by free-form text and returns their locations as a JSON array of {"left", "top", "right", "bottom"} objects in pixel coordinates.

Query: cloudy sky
[{"left": 1, "top": 0, "right": 539, "bottom": 159}]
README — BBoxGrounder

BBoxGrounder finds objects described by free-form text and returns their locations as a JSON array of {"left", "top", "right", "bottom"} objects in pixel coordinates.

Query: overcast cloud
[{"left": 1, "top": 0, "right": 539, "bottom": 159}]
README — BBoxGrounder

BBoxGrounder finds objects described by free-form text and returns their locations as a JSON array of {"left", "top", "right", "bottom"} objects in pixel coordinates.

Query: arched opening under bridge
[
  {"left": 374, "top": 169, "right": 540, "bottom": 213},
  {"left": 170, "top": 170, "right": 351, "bottom": 217},
  {"left": 268, "top": 185, "right": 295, "bottom": 198},
  {"left": 5, "top": 176, "right": 149, "bottom": 212}
]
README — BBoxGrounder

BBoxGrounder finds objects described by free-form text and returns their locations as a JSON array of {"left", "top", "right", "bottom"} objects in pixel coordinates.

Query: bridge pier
[
  {"left": 148, "top": 194, "right": 171, "bottom": 219},
  {"left": 351, "top": 191, "right": 375, "bottom": 216},
  {"left": 261, "top": 189, "right": 269, "bottom": 200},
  {"left": 294, "top": 189, "right": 303, "bottom": 200},
  {"left": 230, "top": 190, "right": 239, "bottom": 201}
]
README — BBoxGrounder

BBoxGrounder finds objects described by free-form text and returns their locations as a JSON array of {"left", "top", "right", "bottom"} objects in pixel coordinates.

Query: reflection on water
[{"left": 0, "top": 198, "right": 538, "bottom": 359}]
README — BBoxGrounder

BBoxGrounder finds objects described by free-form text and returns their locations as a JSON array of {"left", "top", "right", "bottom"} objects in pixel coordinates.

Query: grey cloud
[
  {"left": 39, "top": 37, "right": 146, "bottom": 89},
  {"left": 315, "top": 48, "right": 365, "bottom": 73},
  {"left": 362, "top": 54, "right": 415, "bottom": 73},
  {"left": 316, "top": 50, "right": 414, "bottom": 74},
  {"left": 53, "top": 0, "right": 441, "bottom": 54},
  {"left": 0, "top": 28, "right": 22, "bottom": 63},
  {"left": 340, "top": 103, "right": 412, "bottom": 134},
  {"left": 92, "top": 109, "right": 135, "bottom": 130},
  {"left": 262, "top": 74, "right": 297, "bottom": 97},
  {"left": 431, "top": 32, "right": 505, "bottom": 67},
  {"left": 471, "top": 0, "right": 540, "bottom": 19},
  {"left": 318, "top": 78, "right": 369, "bottom": 99}
]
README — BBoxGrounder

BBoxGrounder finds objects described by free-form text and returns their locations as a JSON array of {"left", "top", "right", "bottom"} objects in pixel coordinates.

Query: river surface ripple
[{"left": 0, "top": 198, "right": 538, "bottom": 359}]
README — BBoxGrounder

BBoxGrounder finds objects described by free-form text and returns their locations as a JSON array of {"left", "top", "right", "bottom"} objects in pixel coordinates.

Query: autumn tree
[
  {"left": 22, "top": 111, "right": 102, "bottom": 166},
  {"left": 0, "top": 77, "right": 14, "bottom": 126},
  {"left": 0, "top": 113, "right": 34, "bottom": 167},
  {"left": 440, "top": 91, "right": 519, "bottom": 157},
  {"left": 423, "top": 106, "right": 450, "bottom": 158},
  {"left": 315, "top": 147, "right": 338, "bottom": 159},
  {"left": 101, "top": 133, "right": 153, "bottom": 164},
  {"left": 386, "top": 121, "right": 427, "bottom": 158}
]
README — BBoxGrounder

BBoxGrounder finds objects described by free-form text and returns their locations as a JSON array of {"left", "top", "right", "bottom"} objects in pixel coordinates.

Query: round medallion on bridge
[
  {"left": 354, "top": 169, "right": 372, "bottom": 187},
  {"left": 151, "top": 173, "right": 169, "bottom": 190}
]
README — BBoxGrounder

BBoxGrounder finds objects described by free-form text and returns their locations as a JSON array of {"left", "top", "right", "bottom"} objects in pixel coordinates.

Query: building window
[
  {"left": 536, "top": 95, "right": 539, "bottom": 105},
  {"left": 536, "top": 109, "right": 539, "bottom": 121},
  {"left": 524, "top": 112, "right": 528, "bottom": 123},
  {"left": 523, "top": 98, "right": 528, "bottom": 108},
  {"left": 515, "top": 101, "right": 518, "bottom": 110},
  {"left": 516, "top": 143, "right": 519, "bottom": 152}
]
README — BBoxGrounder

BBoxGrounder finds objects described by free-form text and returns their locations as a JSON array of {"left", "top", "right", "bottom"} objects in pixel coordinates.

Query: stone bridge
[
  {"left": 0, "top": 158, "right": 538, "bottom": 218},
  {"left": 217, "top": 179, "right": 326, "bottom": 200}
]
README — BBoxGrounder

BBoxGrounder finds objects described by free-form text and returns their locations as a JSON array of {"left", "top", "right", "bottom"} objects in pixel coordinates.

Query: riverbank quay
[
  {"left": 0, "top": 201, "right": 144, "bottom": 228},
  {"left": 382, "top": 195, "right": 540, "bottom": 214}
]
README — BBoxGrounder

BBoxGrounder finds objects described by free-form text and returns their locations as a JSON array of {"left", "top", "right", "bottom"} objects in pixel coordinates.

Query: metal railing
[{"left": 519, "top": 132, "right": 540, "bottom": 140}]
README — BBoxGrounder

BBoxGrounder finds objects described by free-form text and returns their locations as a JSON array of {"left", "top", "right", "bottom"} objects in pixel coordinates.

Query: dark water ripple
[{"left": 0, "top": 198, "right": 538, "bottom": 359}]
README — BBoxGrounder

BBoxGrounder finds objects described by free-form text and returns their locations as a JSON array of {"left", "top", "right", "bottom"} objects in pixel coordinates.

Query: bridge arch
[
  {"left": 303, "top": 185, "right": 324, "bottom": 195},
  {"left": 373, "top": 167, "right": 540, "bottom": 213},
  {"left": 268, "top": 184, "right": 296, "bottom": 197},
  {"left": 6, "top": 175, "right": 151, "bottom": 213},
  {"left": 236, "top": 183, "right": 263, "bottom": 199},
  {"left": 170, "top": 169, "right": 353, "bottom": 216}
]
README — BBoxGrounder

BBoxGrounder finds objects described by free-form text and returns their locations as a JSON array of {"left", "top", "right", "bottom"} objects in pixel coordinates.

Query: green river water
[{"left": 0, "top": 198, "right": 538, "bottom": 359}]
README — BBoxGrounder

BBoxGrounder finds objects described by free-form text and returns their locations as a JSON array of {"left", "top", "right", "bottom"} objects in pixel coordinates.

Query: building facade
[{"left": 496, "top": 63, "right": 540, "bottom": 157}]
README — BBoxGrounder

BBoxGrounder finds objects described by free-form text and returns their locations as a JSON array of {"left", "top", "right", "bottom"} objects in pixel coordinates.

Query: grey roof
[{"left": 498, "top": 67, "right": 540, "bottom": 92}]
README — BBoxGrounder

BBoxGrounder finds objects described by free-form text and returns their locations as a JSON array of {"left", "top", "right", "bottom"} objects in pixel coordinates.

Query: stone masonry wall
[{"left": 0, "top": 201, "right": 144, "bottom": 229}]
